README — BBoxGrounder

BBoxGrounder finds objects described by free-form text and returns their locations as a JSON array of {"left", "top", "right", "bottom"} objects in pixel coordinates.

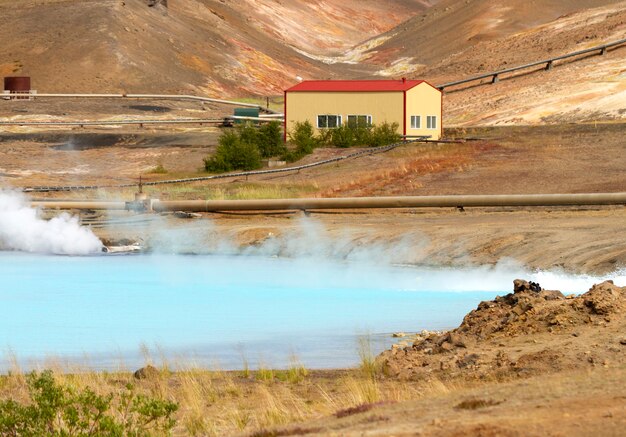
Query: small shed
[{"left": 284, "top": 79, "right": 442, "bottom": 141}]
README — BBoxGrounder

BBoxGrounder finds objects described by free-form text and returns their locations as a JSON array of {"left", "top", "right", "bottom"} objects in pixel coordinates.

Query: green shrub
[
  {"left": 0, "top": 370, "right": 178, "bottom": 436},
  {"left": 324, "top": 122, "right": 401, "bottom": 148},
  {"left": 257, "top": 121, "right": 287, "bottom": 158},
  {"left": 284, "top": 121, "right": 318, "bottom": 162},
  {"left": 367, "top": 122, "right": 401, "bottom": 147},
  {"left": 237, "top": 123, "right": 258, "bottom": 146},
  {"left": 204, "top": 129, "right": 262, "bottom": 173},
  {"left": 330, "top": 125, "right": 356, "bottom": 148}
]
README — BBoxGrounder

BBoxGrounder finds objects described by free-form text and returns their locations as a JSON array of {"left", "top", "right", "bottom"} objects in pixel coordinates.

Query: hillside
[
  {"left": 0, "top": 0, "right": 429, "bottom": 96},
  {"left": 353, "top": 0, "right": 624, "bottom": 76},
  {"left": 0, "top": 0, "right": 624, "bottom": 123}
]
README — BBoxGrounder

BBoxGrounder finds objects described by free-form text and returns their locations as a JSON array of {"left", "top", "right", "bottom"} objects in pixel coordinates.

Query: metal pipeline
[
  {"left": 31, "top": 193, "right": 626, "bottom": 212},
  {"left": 31, "top": 201, "right": 127, "bottom": 210},
  {"left": 23, "top": 93, "right": 264, "bottom": 109}
]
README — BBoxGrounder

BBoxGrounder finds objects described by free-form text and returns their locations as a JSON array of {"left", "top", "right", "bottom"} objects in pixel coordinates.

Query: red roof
[{"left": 285, "top": 79, "right": 426, "bottom": 93}]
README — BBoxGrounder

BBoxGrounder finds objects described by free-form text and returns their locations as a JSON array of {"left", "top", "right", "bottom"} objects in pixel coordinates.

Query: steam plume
[{"left": 0, "top": 190, "right": 103, "bottom": 255}]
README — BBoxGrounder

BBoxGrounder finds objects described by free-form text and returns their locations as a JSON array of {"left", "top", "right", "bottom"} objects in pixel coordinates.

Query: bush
[
  {"left": 323, "top": 121, "right": 401, "bottom": 148},
  {"left": 367, "top": 122, "right": 401, "bottom": 147},
  {"left": 257, "top": 121, "right": 287, "bottom": 158},
  {"left": 284, "top": 121, "right": 318, "bottom": 162},
  {"left": 330, "top": 125, "right": 356, "bottom": 148},
  {"left": 204, "top": 129, "right": 262, "bottom": 173},
  {"left": 0, "top": 370, "right": 178, "bottom": 436}
]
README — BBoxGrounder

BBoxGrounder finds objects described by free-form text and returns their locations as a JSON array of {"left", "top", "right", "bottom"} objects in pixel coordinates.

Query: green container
[{"left": 234, "top": 107, "right": 260, "bottom": 124}]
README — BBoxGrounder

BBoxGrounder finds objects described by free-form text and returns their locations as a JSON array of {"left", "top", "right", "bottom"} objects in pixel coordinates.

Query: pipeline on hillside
[
  {"left": 438, "top": 37, "right": 626, "bottom": 90},
  {"left": 31, "top": 192, "right": 626, "bottom": 212},
  {"left": 7, "top": 93, "right": 267, "bottom": 110}
]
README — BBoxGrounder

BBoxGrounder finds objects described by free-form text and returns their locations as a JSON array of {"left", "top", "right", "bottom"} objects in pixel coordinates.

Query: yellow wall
[
  {"left": 405, "top": 83, "right": 442, "bottom": 140},
  {"left": 286, "top": 91, "right": 403, "bottom": 136},
  {"left": 285, "top": 84, "right": 442, "bottom": 141}
]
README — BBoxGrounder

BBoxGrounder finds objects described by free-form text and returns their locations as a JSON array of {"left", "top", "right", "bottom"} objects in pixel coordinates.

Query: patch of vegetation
[
  {"left": 148, "top": 163, "right": 168, "bottom": 174},
  {"left": 255, "top": 367, "right": 274, "bottom": 382},
  {"left": 204, "top": 122, "right": 287, "bottom": 173},
  {"left": 204, "top": 119, "right": 403, "bottom": 171},
  {"left": 335, "top": 401, "right": 391, "bottom": 418},
  {"left": 358, "top": 335, "right": 383, "bottom": 380},
  {"left": 204, "top": 129, "right": 262, "bottom": 173},
  {"left": 283, "top": 120, "right": 319, "bottom": 162},
  {"left": 285, "top": 121, "right": 402, "bottom": 160},
  {"left": 455, "top": 398, "right": 502, "bottom": 410},
  {"left": 0, "top": 370, "right": 178, "bottom": 436},
  {"left": 257, "top": 121, "right": 288, "bottom": 158}
]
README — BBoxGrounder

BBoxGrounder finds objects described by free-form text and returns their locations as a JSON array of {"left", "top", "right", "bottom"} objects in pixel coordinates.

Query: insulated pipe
[
  {"left": 31, "top": 201, "right": 127, "bottom": 210},
  {"left": 26, "top": 93, "right": 263, "bottom": 109},
  {"left": 151, "top": 193, "right": 626, "bottom": 212},
  {"left": 30, "top": 193, "right": 626, "bottom": 212}
]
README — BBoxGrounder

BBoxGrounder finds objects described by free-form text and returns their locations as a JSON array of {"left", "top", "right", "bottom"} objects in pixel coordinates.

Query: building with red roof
[{"left": 284, "top": 78, "right": 442, "bottom": 141}]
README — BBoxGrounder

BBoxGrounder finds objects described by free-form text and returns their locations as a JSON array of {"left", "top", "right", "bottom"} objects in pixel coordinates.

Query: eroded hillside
[
  {"left": 0, "top": 0, "right": 624, "bottom": 123},
  {"left": 0, "top": 0, "right": 429, "bottom": 95}
]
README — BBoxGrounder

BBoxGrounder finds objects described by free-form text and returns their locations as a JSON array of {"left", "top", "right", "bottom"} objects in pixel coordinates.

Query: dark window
[{"left": 317, "top": 115, "right": 342, "bottom": 128}]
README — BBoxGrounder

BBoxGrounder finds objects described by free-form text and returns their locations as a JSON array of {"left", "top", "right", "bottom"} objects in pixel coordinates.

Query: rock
[
  {"left": 539, "top": 290, "right": 565, "bottom": 301},
  {"left": 133, "top": 365, "right": 160, "bottom": 380},
  {"left": 513, "top": 279, "right": 530, "bottom": 293},
  {"left": 582, "top": 281, "right": 624, "bottom": 315},
  {"left": 392, "top": 332, "right": 406, "bottom": 338},
  {"left": 449, "top": 332, "right": 468, "bottom": 348},
  {"left": 457, "top": 353, "right": 480, "bottom": 368},
  {"left": 620, "top": 339, "right": 626, "bottom": 345},
  {"left": 440, "top": 341, "right": 453, "bottom": 352},
  {"left": 173, "top": 211, "right": 202, "bottom": 219}
]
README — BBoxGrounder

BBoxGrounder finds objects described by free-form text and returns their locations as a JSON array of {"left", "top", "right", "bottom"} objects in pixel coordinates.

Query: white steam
[{"left": 0, "top": 190, "right": 103, "bottom": 255}]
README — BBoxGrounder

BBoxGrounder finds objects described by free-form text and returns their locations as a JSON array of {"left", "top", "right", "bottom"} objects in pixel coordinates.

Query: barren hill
[
  {"left": 0, "top": 0, "right": 429, "bottom": 96},
  {"left": 0, "top": 0, "right": 624, "bottom": 123},
  {"left": 355, "top": 0, "right": 624, "bottom": 75}
]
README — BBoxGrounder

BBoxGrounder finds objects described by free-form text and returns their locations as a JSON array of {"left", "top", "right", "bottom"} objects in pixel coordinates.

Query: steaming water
[
  {"left": 1, "top": 252, "right": 623, "bottom": 371},
  {"left": 0, "top": 191, "right": 102, "bottom": 255}
]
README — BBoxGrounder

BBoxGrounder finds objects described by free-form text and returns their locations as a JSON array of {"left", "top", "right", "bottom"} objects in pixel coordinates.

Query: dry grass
[
  {"left": 0, "top": 354, "right": 455, "bottom": 436},
  {"left": 318, "top": 142, "right": 495, "bottom": 197},
  {"left": 49, "top": 181, "right": 320, "bottom": 202}
]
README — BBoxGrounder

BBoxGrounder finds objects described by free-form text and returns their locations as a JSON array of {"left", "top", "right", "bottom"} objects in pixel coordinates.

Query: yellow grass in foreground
[{"left": 0, "top": 350, "right": 453, "bottom": 437}]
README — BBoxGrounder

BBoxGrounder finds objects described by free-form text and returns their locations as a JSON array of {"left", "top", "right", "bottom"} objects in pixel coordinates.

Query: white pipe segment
[{"left": 25, "top": 93, "right": 263, "bottom": 109}]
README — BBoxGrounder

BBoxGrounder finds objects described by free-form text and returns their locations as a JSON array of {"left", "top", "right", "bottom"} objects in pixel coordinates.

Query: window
[
  {"left": 347, "top": 115, "right": 372, "bottom": 128},
  {"left": 410, "top": 115, "right": 421, "bottom": 129},
  {"left": 317, "top": 115, "right": 342, "bottom": 128},
  {"left": 427, "top": 115, "right": 437, "bottom": 129}
]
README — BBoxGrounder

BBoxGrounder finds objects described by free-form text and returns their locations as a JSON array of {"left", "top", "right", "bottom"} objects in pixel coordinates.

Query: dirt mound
[{"left": 380, "top": 280, "right": 626, "bottom": 380}]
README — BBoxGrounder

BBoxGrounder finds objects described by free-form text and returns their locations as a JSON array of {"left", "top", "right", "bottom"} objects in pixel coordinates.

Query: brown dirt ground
[{"left": 2, "top": 123, "right": 625, "bottom": 275}]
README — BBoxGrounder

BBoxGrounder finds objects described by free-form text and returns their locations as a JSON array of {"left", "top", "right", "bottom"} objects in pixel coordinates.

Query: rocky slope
[{"left": 380, "top": 280, "right": 626, "bottom": 380}]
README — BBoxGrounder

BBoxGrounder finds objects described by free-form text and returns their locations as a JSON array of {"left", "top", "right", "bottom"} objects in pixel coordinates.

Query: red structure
[{"left": 3, "top": 76, "right": 31, "bottom": 100}]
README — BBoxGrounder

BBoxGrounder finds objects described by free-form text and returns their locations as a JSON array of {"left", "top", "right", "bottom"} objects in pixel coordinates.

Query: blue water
[{"left": 0, "top": 252, "right": 605, "bottom": 371}]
